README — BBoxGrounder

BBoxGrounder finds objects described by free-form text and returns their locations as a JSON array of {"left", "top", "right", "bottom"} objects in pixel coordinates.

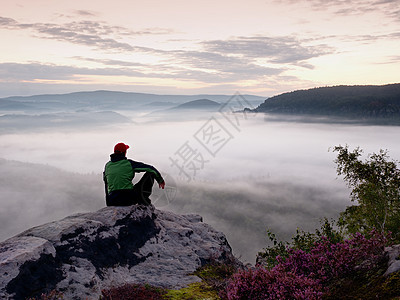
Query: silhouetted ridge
[{"left": 256, "top": 84, "right": 400, "bottom": 122}]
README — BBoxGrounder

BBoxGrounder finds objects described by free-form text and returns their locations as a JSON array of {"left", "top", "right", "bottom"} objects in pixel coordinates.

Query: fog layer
[{"left": 1, "top": 110, "right": 399, "bottom": 263}]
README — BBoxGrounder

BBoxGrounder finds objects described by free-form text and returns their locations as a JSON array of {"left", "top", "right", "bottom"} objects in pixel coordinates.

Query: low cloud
[
  {"left": 0, "top": 157, "right": 350, "bottom": 264},
  {"left": 166, "top": 178, "right": 349, "bottom": 263},
  {"left": 0, "top": 159, "right": 104, "bottom": 242},
  {"left": 5, "top": 111, "right": 395, "bottom": 262}
]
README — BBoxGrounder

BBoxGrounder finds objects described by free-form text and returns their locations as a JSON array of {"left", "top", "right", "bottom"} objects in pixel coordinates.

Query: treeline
[{"left": 255, "top": 84, "right": 400, "bottom": 122}]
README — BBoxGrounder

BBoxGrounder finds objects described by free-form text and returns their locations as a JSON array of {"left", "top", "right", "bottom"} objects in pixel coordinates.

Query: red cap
[{"left": 114, "top": 142, "right": 130, "bottom": 153}]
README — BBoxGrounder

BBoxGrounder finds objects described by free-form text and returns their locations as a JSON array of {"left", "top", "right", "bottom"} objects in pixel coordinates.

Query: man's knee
[{"left": 143, "top": 172, "right": 156, "bottom": 181}]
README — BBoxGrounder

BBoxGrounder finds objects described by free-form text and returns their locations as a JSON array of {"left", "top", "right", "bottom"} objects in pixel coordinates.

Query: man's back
[{"left": 104, "top": 153, "right": 134, "bottom": 192}]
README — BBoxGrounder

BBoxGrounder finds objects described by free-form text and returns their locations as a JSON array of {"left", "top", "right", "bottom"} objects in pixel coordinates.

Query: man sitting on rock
[{"left": 103, "top": 142, "right": 165, "bottom": 206}]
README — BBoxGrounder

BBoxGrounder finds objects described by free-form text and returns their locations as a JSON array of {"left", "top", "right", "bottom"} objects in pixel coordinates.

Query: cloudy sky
[{"left": 1, "top": 0, "right": 399, "bottom": 97}]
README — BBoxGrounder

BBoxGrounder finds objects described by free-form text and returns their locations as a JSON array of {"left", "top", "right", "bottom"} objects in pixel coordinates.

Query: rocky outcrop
[
  {"left": 0, "top": 205, "right": 239, "bottom": 300},
  {"left": 384, "top": 244, "right": 400, "bottom": 276}
]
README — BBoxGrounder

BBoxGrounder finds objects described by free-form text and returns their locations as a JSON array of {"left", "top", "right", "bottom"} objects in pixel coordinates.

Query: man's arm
[{"left": 129, "top": 160, "right": 165, "bottom": 185}]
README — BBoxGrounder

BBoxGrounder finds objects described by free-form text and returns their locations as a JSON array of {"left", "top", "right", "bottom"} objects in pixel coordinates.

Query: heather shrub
[
  {"left": 257, "top": 218, "right": 343, "bottom": 268},
  {"left": 227, "top": 267, "right": 322, "bottom": 300},
  {"left": 228, "top": 230, "right": 388, "bottom": 299},
  {"left": 279, "top": 230, "right": 387, "bottom": 283}
]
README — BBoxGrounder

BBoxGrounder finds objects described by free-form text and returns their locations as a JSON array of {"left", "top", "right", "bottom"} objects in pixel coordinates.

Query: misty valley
[{"left": 1, "top": 90, "right": 400, "bottom": 263}]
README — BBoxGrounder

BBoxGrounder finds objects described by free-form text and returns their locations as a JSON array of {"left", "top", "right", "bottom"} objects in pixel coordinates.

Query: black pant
[{"left": 106, "top": 172, "right": 155, "bottom": 206}]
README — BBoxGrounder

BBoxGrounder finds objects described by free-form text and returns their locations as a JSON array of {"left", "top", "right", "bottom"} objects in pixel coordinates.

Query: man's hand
[{"left": 159, "top": 181, "right": 165, "bottom": 189}]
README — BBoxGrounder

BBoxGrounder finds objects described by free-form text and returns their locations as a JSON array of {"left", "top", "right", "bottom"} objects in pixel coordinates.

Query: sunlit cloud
[
  {"left": 0, "top": 16, "right": 175, "bottom": 52},
  {"left": 282, "top": 0, "right": 400, "bottom": 19},
  {"left": 0, "top": 0, "right": 399, "bottom": 97},
  {"left": 201, "top": 36, "right": 333, "bottom": 65},
  {"left": 0, "top": 15, "right": 336, "bottom": 95},
  {"left": 73, "top": 10, "right": 98, "bottom": 17}
]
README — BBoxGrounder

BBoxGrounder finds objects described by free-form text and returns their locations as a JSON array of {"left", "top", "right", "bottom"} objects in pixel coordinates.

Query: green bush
[{"left": 333, "top": 145, "right": 400, "bottom": 241}]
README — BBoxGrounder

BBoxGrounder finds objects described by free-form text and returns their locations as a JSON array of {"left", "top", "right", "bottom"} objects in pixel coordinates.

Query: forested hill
[{"left": 255, "top": 84, "right": 400, "bottom": 122}]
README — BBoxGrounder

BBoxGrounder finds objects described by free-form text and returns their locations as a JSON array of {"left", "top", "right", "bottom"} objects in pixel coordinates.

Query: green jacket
[{"left": 103, "top": 153, "right": 164, "bottom": 194}]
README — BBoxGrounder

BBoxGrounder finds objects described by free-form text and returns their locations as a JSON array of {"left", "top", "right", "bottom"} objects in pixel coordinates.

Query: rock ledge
[{"left": 0, "top": 205, "right": 238, "bottom": 299}]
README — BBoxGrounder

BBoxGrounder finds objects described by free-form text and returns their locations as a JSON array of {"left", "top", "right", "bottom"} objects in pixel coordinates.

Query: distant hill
[
  {"left": 142, "top": 101, "right": 177, "bottom": 108},
  {"left": 171, "top": 99, "right": 221, "bottom": 110},
  {"left": 143, "top": 99, "right": 222, "bottom": 121},
  {"left": 0, "top": 99, "right": 33, "bottom": 111},
  {"left": 255, "top": 84, "right": 400, "bottom": 123},
  {"left": 0, "top": 111, "right": 131, "bottom": 133},
  {"left": 0, "top": 91, "right": 265, "bottom": 112}
]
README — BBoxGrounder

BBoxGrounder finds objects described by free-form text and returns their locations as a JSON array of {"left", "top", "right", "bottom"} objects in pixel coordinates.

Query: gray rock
[
  {"left": 0, "top": 205, "right": 239, "bottom": 300},
  {"left": 384, "top": 244, "right": 400, "bottom": 276}
]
